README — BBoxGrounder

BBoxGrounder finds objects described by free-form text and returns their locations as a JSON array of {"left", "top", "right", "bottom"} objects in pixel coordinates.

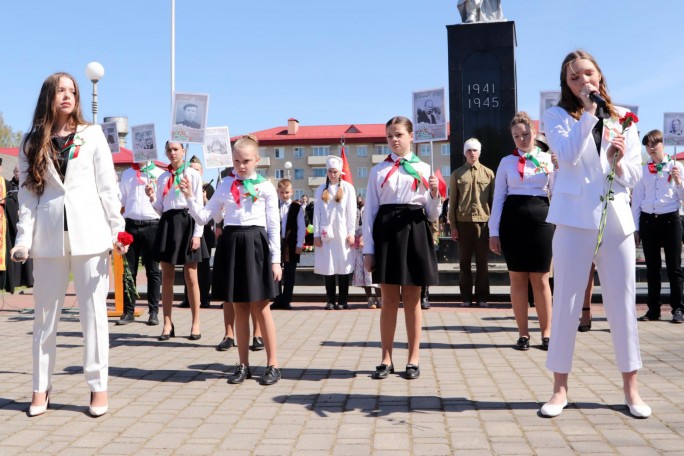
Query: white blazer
[
  {"left": 543, "top": 106, "right": 642, "bottom": 235},
  {"left": 16, "top": 124, "right": 125, "bottom": 258}
]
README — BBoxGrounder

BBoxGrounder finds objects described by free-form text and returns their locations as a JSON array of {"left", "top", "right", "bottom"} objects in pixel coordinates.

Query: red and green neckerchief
[
  {"left": 512, "top": 147, "right": 551, "bottom": 181},
  {"left": 381, "top": 154, "right": 429, "bottom": 192},
  {"left": 229, "top": 171, "right": 267, "bottom": 207},
  {"left": 162, "top": 162, "right": 186, "bottom": 197},
  {"left": 61, "top": 135, "right": 83, "bottom": 161},
  {"left": 647, "top": 155, "right": 672, "bottom": 182},
  {"left": 132, "top": 162, "right": 157, "bottom": 184}
]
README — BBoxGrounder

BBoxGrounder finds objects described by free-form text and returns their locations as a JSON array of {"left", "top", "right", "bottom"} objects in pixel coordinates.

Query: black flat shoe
[
  {"left": 216, "top": 337, "right": 236, "bottom": 351},
  {"left": 638, "top": 314, "right": 659, "bottom": 322},
  {"left": 541, "top": 337, "right": 550, "bottom": 351},
  {"left": 325, "top": 302, "right": 335, "bottom": 310},
  {"left": 227, "top": 363, "right": 251, "bottom": 384},
  {"left": 158, "top": 323, "right": 175, "bottom": 341},
  {"left": 405, "top": 364, "right": 420, "bottom": 380},
  {"left": 249, "top": 336, "right": 265, "bottom": 351},
  {"left": 147, "top": 312, "right": 159, "bottom": 326},
  {"left": 260, "top": 365, "right": 282, "bottom": 385},
  {"left": 188, "top": 333, "right": 202, "bottom": 341},
  {"left": 115, "top": 313, "right": 135, "bottom": 325},
  {"left": 371, "top": 363, "right": 394, "bottom": 380},
  {"left": 515, "top": 337, "right": 530, "bottom": 351}
]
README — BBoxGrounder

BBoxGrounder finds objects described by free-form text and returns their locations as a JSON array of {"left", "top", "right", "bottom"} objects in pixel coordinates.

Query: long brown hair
[
  {"left": 557, "top": 50, "right": 618, "bottom": 120},
  {"left": 21, "top": 72, "right": 87, "bottom": 195}
]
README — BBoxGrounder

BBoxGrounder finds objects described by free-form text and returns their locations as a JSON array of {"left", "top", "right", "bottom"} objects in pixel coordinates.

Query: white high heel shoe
[
  {"left": 625, "top": 399, "right": 651, "bottom": 418},
  {"left": 540, "top": 399, "right": 568, "bottom": 417},
  {"left": 88, "top": 392, "right": 108, "bottom": 417},
  {"left": 28, "top": 390, "right": 50, "bottom": 417}
]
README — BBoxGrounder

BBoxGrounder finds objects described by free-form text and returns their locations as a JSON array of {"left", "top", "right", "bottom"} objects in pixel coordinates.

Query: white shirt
[
  {"left": 152, "top": 166, "right": 204, "bottom": 237},
  {"left": 279, "top": 199, "right": 305, "bottom": 248},
  {"left": 119, "top": 165, "right": 164, "bottom": 221},
  {"left": 363, "top": 152, "right": 441, "bottom": 254},
  {"left": 632, "top": 159, "right": 684, "bottom": 226},
  {"left": 187, "top": 173, "right": 281, "bottom": 263},
  {"left": 489, "top": 149, "right": 555, "bottom": 237}
]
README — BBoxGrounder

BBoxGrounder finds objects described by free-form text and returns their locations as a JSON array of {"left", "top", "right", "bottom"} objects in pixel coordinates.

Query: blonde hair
[
  {"left": 234, "top": 133, "right": 259, "bottom": 154},
  {"left": 277, "top": 178, "right": 292, "bottom": 189},
  {"left": 321, "top": 176, "right": 344, "bottom": 203}
]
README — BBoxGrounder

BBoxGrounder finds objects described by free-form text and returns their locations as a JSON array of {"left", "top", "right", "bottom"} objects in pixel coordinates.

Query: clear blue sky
[{"left": 3, "top": 0, "right": 684, "bottom": 175}]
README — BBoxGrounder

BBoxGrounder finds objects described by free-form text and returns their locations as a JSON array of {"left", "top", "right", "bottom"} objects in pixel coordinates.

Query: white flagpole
[{"left": 430, "top": 140, "right": 434, "bottom": 174}]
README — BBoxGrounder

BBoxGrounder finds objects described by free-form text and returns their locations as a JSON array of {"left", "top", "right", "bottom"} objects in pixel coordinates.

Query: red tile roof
[{"left": 238, "top": 122, "right": 452, "bottom": 146}]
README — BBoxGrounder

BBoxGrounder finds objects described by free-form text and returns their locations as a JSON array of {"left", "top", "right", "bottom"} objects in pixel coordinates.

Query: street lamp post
[
  {"left": 85, "top": 62, "right": 105, "bottom": 123},
  {"left": 284, "top": 161, "right": 293, "bottom": 180}
]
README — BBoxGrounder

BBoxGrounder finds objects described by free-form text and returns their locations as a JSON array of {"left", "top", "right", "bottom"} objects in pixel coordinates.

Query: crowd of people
[{"left": 15, "top": 49, "right": 681, "bottom": 419}]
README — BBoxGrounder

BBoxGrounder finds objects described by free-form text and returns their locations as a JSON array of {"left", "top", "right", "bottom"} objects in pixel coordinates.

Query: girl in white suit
[
  {"left": 13, "top": 73, "right": 126, "bottom": 417},
  {"left": 540, "top": 50, "right": 650, "bottom": 418}
]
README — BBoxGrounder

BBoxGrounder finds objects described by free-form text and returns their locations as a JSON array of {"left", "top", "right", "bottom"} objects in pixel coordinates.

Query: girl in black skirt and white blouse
[
  {"left": 489, "top": 112, "right": 555, "bottom": 351},
  {"left": 363, "top": 116, "right": 441, "bottom": 380},
  {"left": 180, "top": 134, "right": 283, "bottom": 386},
  {"left": 146, "top": 142, "right": 208, "bottom": 342}
]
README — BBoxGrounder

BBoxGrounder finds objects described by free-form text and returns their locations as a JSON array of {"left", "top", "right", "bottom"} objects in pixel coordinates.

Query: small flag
[
  {"left": 434, "top": 168, "right": 447, "bottom": 199},
  {"left": 340, "top": 145, "right": 353, "bottom": 185}
]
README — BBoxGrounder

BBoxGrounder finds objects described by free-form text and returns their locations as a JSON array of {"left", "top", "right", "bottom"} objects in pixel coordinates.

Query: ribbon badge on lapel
[{"left": 62, "top": 135, "right": 84, "bottom": 161}]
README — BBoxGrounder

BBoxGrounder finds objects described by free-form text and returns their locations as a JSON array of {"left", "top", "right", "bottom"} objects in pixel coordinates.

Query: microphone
[{"left": 589, "top": 91, "right": 607, "bottom": 107}]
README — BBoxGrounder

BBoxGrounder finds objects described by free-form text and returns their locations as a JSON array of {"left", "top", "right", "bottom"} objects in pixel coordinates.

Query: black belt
[
  {"left": 641, "top": 211, "right": 679, "bottom": 220},
  {"left": 125, "top": 218, "right": 159, "bottom": 227}
]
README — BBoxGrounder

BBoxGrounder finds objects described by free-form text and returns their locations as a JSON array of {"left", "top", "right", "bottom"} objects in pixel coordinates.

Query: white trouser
[
  {"left": 32, "top": 233, "right": 111, "bottom": 392},
  {"left": 547, "top": 205, "right": 642, "bottom": 374}
]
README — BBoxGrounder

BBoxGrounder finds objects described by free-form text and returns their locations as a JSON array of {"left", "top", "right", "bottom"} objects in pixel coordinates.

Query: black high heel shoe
[
  {"left": 158, "top": 323, "right": 175, "bottom": 341},
  {"left": 578, "top": 308, "right": 592, "bottom": 332}
]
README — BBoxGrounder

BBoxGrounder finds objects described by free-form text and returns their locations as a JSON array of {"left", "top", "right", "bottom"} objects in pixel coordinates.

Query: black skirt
[
  {"left": 153, "top": 209, "right": 209, "bottom": 265},
  {"left": 372, "top": 204, "right": 438, "bottom": 286},
  {"left": 499, "top": 195, "right": 554, "bottom": 272},
  {"left": 211, "top": 226, "right": 278, "bottom": 303}
]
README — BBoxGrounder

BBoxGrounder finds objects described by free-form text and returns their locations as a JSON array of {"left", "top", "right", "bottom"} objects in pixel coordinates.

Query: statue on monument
[{"left": 457, "top": 0, "right": 505, "bottom": 23}]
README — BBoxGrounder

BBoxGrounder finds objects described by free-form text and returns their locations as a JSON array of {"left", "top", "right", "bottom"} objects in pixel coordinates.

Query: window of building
[
  {"left": 313, "top": 168, "right": 327, "bottom": 177},
  {"left": 294, "top": 189, "right": 304, "bottom": 201},
  {"left": 357, "top": 188, "right": 366, "bottom": 198},
  {"left": 257, "top": 170, "right": 266, "bottom": 178},
  {"left": 275, "top": 169, "right": 285, "bottom": 179},
  {"left": 441, "top": 143, "right": 451, "bottom": 156},
  {"left": 294, "top": 169, "right": 304, "bottom": 180},
  {"left": 357, "top": 167, "right": 368, "bottom": 179},
  {"left": 419, "top": 144, "right": 431, "bottom": 156},
  {"left": 312, "top": 146, "right": 330, "bottom": 156},
  {"left": 356, "top": 145, "right": 368, "bottom": 157},
  {"left": 375, "top": 145, "right": 390, "bottom": 155},
  {"left": 441, "top": 165, "right": 451, "bottom": 177},
  {"left": 294, "top": 147, "right": 305, "bottom": 158},
  {"left": 274, "top": 147, "right": 285, "bottom": 159},
  {"left": 259, "top": 147, "right": 267, "bottom": 157}
]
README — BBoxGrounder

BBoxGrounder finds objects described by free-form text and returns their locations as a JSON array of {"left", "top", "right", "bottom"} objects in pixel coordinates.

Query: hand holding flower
[{"left": 606, "top": 133, "right": 625, "bottom": 177}]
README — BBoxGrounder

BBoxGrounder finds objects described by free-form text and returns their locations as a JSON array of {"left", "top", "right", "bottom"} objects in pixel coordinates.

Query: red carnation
[
  {"left": 619, "top": 112, "right": 639, "bottom": 131},
  {"left": 117, "top": 232, "right": 134, "bottom": 246}
]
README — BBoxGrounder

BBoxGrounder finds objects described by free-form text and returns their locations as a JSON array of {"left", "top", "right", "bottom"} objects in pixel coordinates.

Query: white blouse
[
  {"left": 632, "top": 159, "right": 684, "bottom": 225},
  {"left": 362, "top": 152, "right": 441, "bottom": 254},
  {"left": 489, "top": 148, "right": 555, "bottom": 237},
  {"left": 152, "top": 166, "right": 204, "bottom": 237},
  {"left": 186, "top": 173, "right": 280, "bottom": 263}
]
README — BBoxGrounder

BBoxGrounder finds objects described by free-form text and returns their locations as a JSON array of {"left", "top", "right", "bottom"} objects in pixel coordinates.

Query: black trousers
[
  {"left": 123, "top": 219, "right": 161, "bottom": 314},
  {"left": 324, "top": 274, "right": 350, "bottom": 304},
  {"left": 277, "top": 261, "right": 298, "bottom": 305},
  {"left": 640, "top": 211, "right": 684, "bottom": 316}
]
